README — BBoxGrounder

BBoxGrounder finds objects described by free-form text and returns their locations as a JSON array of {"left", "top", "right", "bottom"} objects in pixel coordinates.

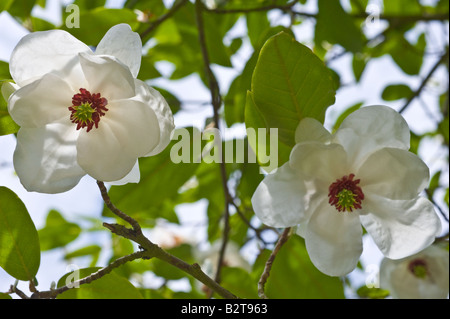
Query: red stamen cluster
[
  {"left": 408, "top": 259, "right": 428, "bottom": 278},
  {"left": 328, "top": 173, "right": 364, "bottom": 212},
  {"left": 69, "top": 88, "right": 108, "bottom": 132}
]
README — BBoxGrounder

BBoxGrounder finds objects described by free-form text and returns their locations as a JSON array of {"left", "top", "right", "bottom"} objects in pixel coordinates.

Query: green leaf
[
  {"left": 332, "top": 102, "right": 363, "bottom": 132},
  {"left": 152, "top": 244, "right": 193, "bottom": 280},
  {"left": 352, "top": 53, "right": 369, "bottom": 82},
  {"left": 0, "top": 0, "right": 14, "bottom": 12},
  {"left": 38, "top": 210, "right": 81, "bottom": 251},
  {"left": 56, "top": 267, "right": 143, "bottom": 299},
  {"left": 381, "top": 84, "right": 414, "bottom": 101},
  {"left": 438, "top": 116, "right": 449, "bottom": 145},
  {"left": 444, "top": 187, "right": 449, "bottom": 208},
  {"left": 71, "top": 0, "right": 106, "bottom": 11},
  {"left": 61, "top": 8, "right": 139, "bottom": 46},
  {"left": 6, "top": 0, "right": 36, "bottom": 18},
  {"left": 389, "top": 33, "right": 426, "bottom": 76},
  {"left": 357, "top": 285, "right": 390, "bottom": 299},
  {"left": 219, "top": 267, "right": 259, "bottom": 299},
  {"left": 0, "top": 61, "right": 11, "bottom": 81},
  {"left": 246, "top": 11, "right": 271, "bottom": 49},
  {"left": 315, "top": 0, "right": 364, "bottom": 53},
  {"left": 0, "top": 186, "right": 40, "bottom": 281},
  {"left": 217, "top": 0, "right": 291, "bottom": 10},
  {"left": 0, "top": 83, "right": 20, "bottom": 136},
  {"left": 245, "top": 32, "right": 335, "bottom": 169},
  {"left": 254, "top": 235, "right": 345, "bottom": 298},
  {"left": 30, "top": 16, "right": 56, "bottom": 31},
  {"left": 383, "top": 0, "right": 423, "bottom": 15},
  {"left": 64, "top": 245, "right": 101, "bottom": 267},
  {"left": 224, "top": 26, "right": 292, "bottom": 126},
  {"left": 245, "top": 91, "right": 291, "bottom": 170},
  {"left": 124, "top": 0, "right": 166, "bottom": 15},
  {"left": 0, "top": 292, "right": 12, "bottom": 299},
  {"left": 428, "top": 171, "right": 442, "bottom": 198},
  {"left": 104, "top": 127, "right": 201, "bottom": 226},
  {"left": 152, "top": 86, "right": 181, "bottom": 115}
]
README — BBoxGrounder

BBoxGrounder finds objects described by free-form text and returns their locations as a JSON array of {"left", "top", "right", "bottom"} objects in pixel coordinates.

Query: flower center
[
  {"left": 408, "top": 259, "right": 428, "bottom": 279},
  {"left": 328, "top": 174, "right": 364, "bottom": 212},
  {"left": 69, "top": 88, "right": 108, "bottom": 132}
]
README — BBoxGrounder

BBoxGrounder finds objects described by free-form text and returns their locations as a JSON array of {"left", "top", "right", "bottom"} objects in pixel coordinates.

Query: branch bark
[
  {"left": 29, "top": 251, "right": 146, "bottom": 299},
  {"left": 194, "top": 0, "right": 232, "bottom": 285},
  {"left": 104, "top": 222, "right": 238, "bottom": 299},
  {"left": 206, "top": 0, "right": 298, "bottom": 14},
  {"left": 139, "top": 0, "right": 189, "bottom": 40},
  {"left": 97, "top": 181, "right": 142, "bottom": 234},
  {"left": 399, "top": 50, "right": 449, "bottom": 114},
  {"left": 258, "top": 227, "right": 292, "bottom": 299},
  {"left": 98, "top": 181, "right": 237, "bottom": 299}
]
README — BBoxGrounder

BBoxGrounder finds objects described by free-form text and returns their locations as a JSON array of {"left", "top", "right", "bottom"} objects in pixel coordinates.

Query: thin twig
[
  {"left": 258, "top": 227, "right": 292, "bottom": 299},
  {"left": 139, "top": 0, "right": 189, "bottom": 40},
  {"left": 96, "top": 181, "right": 142, "bottom": 234},
  {"left": 99, "top": 177, "right": 237, "bottom": 298},
  {"left": 425, "top": 188, "right": 449, "bottom": 222},
  {"left": 28, "top": 251, "right": 146, "bottom": 299},
  {"left": 8, "top": 284, "right": 29, "bottom": 299},
  {"left": 291, "top": 11, "right": 450, "bottom": 22},
  {"left": 399, "top": 50, "right": 449, "bottom": 114},
  {"left": 207, "top": 0, "right": 298, "bottom": 14},
  {"left": 104, "top": 223, "right": 238, "bottom": 299},
  {"left": 230, "top": 200, "right": 268, "bottom": 245},
  {"left": 194, "top": 0, "right": 232, "bottom": 285},
  {"left": 350, "top": 12, "right": 449, "bottom": 22}
]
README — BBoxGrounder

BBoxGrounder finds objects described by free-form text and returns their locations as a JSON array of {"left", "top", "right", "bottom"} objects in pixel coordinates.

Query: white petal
[
  {"left": 133, "top": 80, "right": 175, "bottom": 156},
  {"left": 95, "top": 24, "right": 142, "bottom": 78},
  {"left": 289, "top": 141, "right": 348, "bottom": 183},
  {"left": 334, "top": 105, "right": 410, "bottom": 164},
  {"left": 251, "top": 163, "right": 311, "bottom": 228},
  {"left": 10, "top": 30, "right": 90, "bottom": 87},
  {"left": 13, "top": 124, "right": 85, "bottom": 193},
  {"left": 8, "top": 73, "right": 74, "bottom": 128},
  {"left": 304, "top": 198, "right": 363, "bottom": 276},
  {"left": 357, "top": 147, "right": 429, "bottom": 200},
  {"left": 295, "top": 117, "right": 331, "bottom": 144},
  {"left": 380, "top": 246, "right": 449, "bottom": 299},
  {"left": 1, "top": 81, "right": 20, "bottom": 101},
  {"left": 360, "top": 194, "right": 441, "bottom": 259},
  {"left": 78, "top": 52, "right": 135, "bottom": 101},
  {"left": 76, "top": 99, "right": 160, "bottom": 182},
  {"left": 107, "top": 160, "right": 141, "bottom": 185}
]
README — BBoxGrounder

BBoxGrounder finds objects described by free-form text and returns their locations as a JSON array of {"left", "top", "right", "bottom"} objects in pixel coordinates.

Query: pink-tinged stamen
[
  {"left": 69, "top": 88, "right": 108, "bottom": 132},
  {"left": 328, "top": 174, "right": 365, "bottom": 212}
]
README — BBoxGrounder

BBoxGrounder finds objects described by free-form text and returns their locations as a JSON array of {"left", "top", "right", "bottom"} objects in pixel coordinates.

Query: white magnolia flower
[
  {"left": 5, "top": 24, "right": 174, "bottom": 193},
  {"left": 195, "top": 241, "right": 252, "bottom": 276},
  {"left": 252, "top": 105, "right": 441, "bottom": 276},
  {"left": 380, "top": 244, "right": 449, "bottom": 299}
]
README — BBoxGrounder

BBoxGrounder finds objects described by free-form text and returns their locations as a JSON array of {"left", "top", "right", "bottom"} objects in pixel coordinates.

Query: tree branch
[
  {"left": 258, "top": 227, "right": 292, "bottom": 299},
  {"left": 104, "top": 222, "right": 238, "bottom": 299},
  {"left": 27, "top": 251, "right": 146, "bottom": 299},
  {"left": 98, "top": 179, "right": 237, "bottom": 298},
  {"left": 350, "top": 12, "right": 449, "bottom": 22},
  {"left": 194, "top": 0, "right": 232, "bottom": 285},
  {"left": 97, "top": 181, "right": 142, "bottom": 235},
  {"left": 206, "top": 0, "right": 299, "bottom": 14},
  {"left": 139, "top": 0, "right": 189, "bottom": 40},
  {"left": 399, "top": 50, "right": 449, "bottom": 114}
]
